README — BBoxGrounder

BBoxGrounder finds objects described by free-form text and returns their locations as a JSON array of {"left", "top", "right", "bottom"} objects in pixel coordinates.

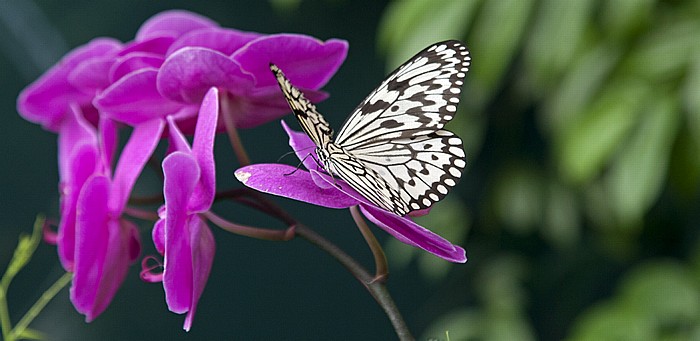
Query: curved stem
[
  {"left": 203, "top": 211, "right": 295, "bottom": 241},
  {"left": 10, "top": 272, "right": 72, "bottom": 340},
  {"left": 224, "top": 190, "right": 413, "bottom": 339},
  {"left": 294, "top": 224, "right": 413, "bottom": 340},
  {"left": 220, "top": 93, "right": 251, "bottom": 166},
  {"left": 349, "top": 206, "right": 389, "bottom": 282}
]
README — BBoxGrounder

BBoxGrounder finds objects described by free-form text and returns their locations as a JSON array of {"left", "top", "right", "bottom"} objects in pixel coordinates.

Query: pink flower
[
  {"left": 72, "top": 118, "right": 164, "bottom": 321},
  {"left": 145, "top": 88, "right": 219, "bottom": 331},
  {"left": 235, "top": 121, "right": 467, "bottom": 263},
  {"left": 93, "top": 11, "right": 347, "bottom": 130}
]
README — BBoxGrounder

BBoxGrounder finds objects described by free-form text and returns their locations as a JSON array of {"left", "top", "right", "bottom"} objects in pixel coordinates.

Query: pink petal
[
  {"left": 233, "top": 34, "right": 348, "bottom": 89},
  {"left": 109, "top": 52, "right": 164, "bottom": 83},
  {"left": 183, "top": 216, "right": 215, "bottom": 331},
  {"left": 136, "top": 10, "right": 219, "bottom": 42},
  {"left": 167, "top": 27, "right": 262, "bottom": 56},
  {"left": 156, "top": 47, "right": 254, "bottom": 103},
  {"left": 68, "top": 57, "right": 115, "bottom": 94},
  {"left": 98, "top": 117, "right": 118, "bottom": 173},
  {"left": 166, "top": 116, "right": 192, "bottom": 154},
  {"left": 17, "top": 38, "right": 122, "bottom": 131},
  {"left": 162, "top": 152, "right": 200, "bottom": 314},
  {"left": 225, "top": 87, "right": 328, "bottom": 129},
  {"left": 360, "top": 205, "right": 467, "bottom": 263},
  {"left": 152, "top": 213, "right": 166, "bottom": 255},
  {"left": 109, "top": 119, "right": 165, "bottom": 213},
  {"left": 281, "top": 120, "right": 321, "bottom": 173},
  {"left": 57, "top": 142, "right": 99, "bottom": 271},
  {"left": 71, "top": 175, "right": 135, "bottom": 321},
  {"left": 235, "top": 164, "right": 359, "bottom": 209},
  {"left": 118, "top": 36, "right": 175, "bottom": 56},
  {"left": 189, "top": 88, "right": 219, "bottom": 212},
  {"left": 95, "top": 68, "right": 185, "bottom": 125},
  {"left": 58, "top": 105, "right": 97, "bottom": 181}
]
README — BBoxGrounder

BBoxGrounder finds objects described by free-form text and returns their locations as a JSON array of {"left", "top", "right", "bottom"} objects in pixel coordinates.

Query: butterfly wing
[
  {"left": 270, "top": 63, "right": 333, "bottom": 148},
  {"left": 333, "top": 40, "right": 470, "bottom": 214}
]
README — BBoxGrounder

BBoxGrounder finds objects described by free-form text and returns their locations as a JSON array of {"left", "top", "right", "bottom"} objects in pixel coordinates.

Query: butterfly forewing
[
  {"left": 270, "top": 64, "right": 333, "bottom": 148},
  {"left": 334, "top": 40, "right": 469, "bottom": 147},
  {"left": 271, "top": 40, "right": 470, "bottom": 216}
]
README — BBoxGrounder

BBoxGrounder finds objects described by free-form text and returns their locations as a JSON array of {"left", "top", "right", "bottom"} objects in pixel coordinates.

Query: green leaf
[
  {"left": 524, "top": 0, "right": 597, "bottom": 95},
  {"left": 378, "top": 0, "right": 480, "bottom": 70},
  {"left": 621, "top": 19, "right": 700, "bottom": 81},
  {"left": 544, "top": 42, "right": 622, "bottom": 135},
  {"left": 682, "top": 57, "right": 700, "bottom": 149},
  {"left": 568, "top": 302, "right": 654, "bottom": 341},
  {"left": 599, "top": 0, "right": 654, "bottom": 41},
  {"left": 618, "top": 261, "right": 700, "bottom": 329},
  {"left": 556, "top": 78, "right": 649, "bottom": 184},
  {"left": 605, "top": 94, "right": 680, "bottom": 226},
  {"left": 466, "top": 0, "right": 536, "bottom": 108}
]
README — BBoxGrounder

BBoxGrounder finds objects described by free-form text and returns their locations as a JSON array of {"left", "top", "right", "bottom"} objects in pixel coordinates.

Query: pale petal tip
[{"left": 234, "top": 170, "right": 251, "bottom": 184}]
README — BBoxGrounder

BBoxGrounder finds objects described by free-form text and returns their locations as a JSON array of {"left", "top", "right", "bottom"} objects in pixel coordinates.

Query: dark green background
[{"left": 3, "top": 0, "right": 700, "bottom": 340}]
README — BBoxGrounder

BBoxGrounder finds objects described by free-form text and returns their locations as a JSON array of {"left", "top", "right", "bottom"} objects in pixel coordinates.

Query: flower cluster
[
  {"left": 17, "top": 10, "right": 346, "bottom": 329},
  {"left": 16, "top": 8, "right": 466, "bottom": 333}
]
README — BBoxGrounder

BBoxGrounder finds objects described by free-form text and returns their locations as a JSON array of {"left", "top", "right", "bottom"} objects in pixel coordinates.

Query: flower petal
[
  {"left": 359, "top": 205, "right": 467, "bottom": 263},
  {"left": 17, "top": 38, "right": 122, "bottom": 131},
  {"left": 109, "top": 52, "right": 164, "bottom": 83},
  {"left": 225, "top": 87, "right": 328, "bottom": 129},
  {"left": 235, "top": 164, "right": 359, "bottom": 208},
  {"left": 136, "top": 10, "right": 218, "bottom": 42},
  {"left": 71, "top": 175, "right": 135, "bottom": 321},
  {"left": 162, "top": 153, "right": 200, "bottom": 315},
  {"left": 95, "top": 68, "right": 185, "bottom": 125},
  {"left": 189, "top": 88, "right": 219, "bottom": 212},
  {"left": 233, "top": 34, "right": 348, "bottom": 89},
  {"left": 167, "top": 27, "right": 262, "bottom": 56},
  {"left": 68, "top": 57, "right": 115, "bottom": 94},
  {"left": 281, "top": 120, "right": 320, "bottom": 172},
  {"left": 118, "top": 36, "right": 175, "bottom": 57},
  {"left": 109, "top": 119, "right": 165, "bottom": 213},
  {"left": 183, "top": 216, "right": 215, "bottom": 331},
  {"left": 157, "top": 47, "right": 254, "bottom": 103}
]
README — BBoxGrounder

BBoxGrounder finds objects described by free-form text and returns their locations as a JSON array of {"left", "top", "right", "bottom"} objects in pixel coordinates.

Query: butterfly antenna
[{"left": 283, "top": 152, "right": 314, "bottom": 176}]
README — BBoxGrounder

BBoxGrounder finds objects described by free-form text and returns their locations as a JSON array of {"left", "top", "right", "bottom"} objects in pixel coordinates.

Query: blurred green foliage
[{"left": 379, "top": 0, "right": 700, "bottom": 339}]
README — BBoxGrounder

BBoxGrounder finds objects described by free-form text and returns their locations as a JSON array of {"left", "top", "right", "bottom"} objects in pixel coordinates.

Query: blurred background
[{"left": 2, "top": 0, "right": 700, "bottom": 340}]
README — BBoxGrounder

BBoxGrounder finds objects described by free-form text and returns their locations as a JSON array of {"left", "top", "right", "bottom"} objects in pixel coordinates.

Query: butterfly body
[{"left": 271, "top": 40, "right": 470, "bottom": 216}]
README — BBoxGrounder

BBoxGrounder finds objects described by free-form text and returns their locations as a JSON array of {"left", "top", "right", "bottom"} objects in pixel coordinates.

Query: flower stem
[
  {"left": 294, "top": 224, "right": 413, "bottom": 340},
  {"left": 218, "top": 191, "right": 414, "bottom": 339},
  {"left": 9, "top": 272, "right": 72, "bottom": 340},
  {"left": 203, "top": 211, "right": 295, "bottom": 241},
  {"left": 220, "top": 93, "right": 251, "bottom": 166},
  {"left": 349, "top": 206, "right": 389, "bottom": 282}
]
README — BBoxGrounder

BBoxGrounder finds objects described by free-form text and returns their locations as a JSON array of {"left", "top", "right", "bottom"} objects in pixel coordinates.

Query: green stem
[
  {"left": 9, "top": 272, "right": 72, "bottom": 340},
  {"left": 349, "top": 206, "right": 389, "bottom": 282},
  {"left": 0, "top": 281, "right": 11, "bottom": 341}
]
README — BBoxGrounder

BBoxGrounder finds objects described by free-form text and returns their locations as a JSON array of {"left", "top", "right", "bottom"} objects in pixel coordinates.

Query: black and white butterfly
[{"left": 270, "top": 40, "right": 470, "bottom": 216}]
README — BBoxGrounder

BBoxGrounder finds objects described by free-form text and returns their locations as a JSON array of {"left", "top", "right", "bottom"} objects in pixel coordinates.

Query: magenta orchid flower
[
  {"left": 93, "top": 11, "right": 348, "bottom": 131},
  {"left": 144, "top": 88, "right": 219, "bottom": 331},
  {"left": 235, "top": 121, "right": 467, "bottom": 263},
  {"left": 72, "top": 118, "right": 164, "bottom": 321}
]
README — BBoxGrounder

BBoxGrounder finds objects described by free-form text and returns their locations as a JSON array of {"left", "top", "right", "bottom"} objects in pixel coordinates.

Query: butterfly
[{"left": 270, "top": 40, "right": 470, "bottom": 216}]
